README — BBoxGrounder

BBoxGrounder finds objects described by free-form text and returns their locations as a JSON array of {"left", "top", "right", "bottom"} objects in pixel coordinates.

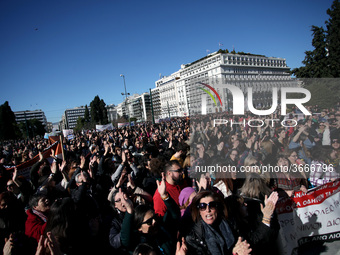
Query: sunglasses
[
  {"left": 169, "top": 168, "right": 183, "bottom": 173},
  {"left": 198, "top": 201, "right": 218, "bottom": 211},
  {"left": 141, "top": 215, "right": 155, "bottom": 226},
  {"left": 332, "top": 139, "right": 339, "bottom": 143}
]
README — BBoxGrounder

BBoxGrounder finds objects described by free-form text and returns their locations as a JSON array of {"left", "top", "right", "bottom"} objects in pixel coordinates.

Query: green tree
[
  {"left": 90, "top": 96, "right": 108, "bottom": 125},
  {"left": 84, "top": 105, "right": 90, "bottom": 122},
  {"left": 292, "top": 26, "right": 331, "bottom": 78},
  {"left": 19, "top": 119, "right": 45, "bottom": 139},
  {"left": 326, "top": 0, "right": 340, "bottom": 77},
  {"left": 74, "top": 117, "right": 85, "bottom": 133},
  {"left": 0, "top": 101, "right": 18, "bottom": 140},
  {"left": 292, "top": 0, "right": 340, "bottom": 78},
  {"left": 300, "top": 79, "right": 339, "bottom": 108}
]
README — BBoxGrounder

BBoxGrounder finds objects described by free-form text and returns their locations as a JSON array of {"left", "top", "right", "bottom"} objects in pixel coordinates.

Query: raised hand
[
  {"left": 175, "top": 237, "right": 188, "bottom": 255},
  {"left": 117, "top": 188, "right": 133, "bottom": 214},
  {"left": 156, "top": 172, "right": 167, "bottom": 197},
  {"left": 12, "top": 167, "right": 18, "bottom": 181},
  {"left": 265, "top": 191, "right": 279, "bottom": 206},
  {"left": 116, "top": 171, "right": 127, "bottom": 189},
  {"left": 3, "top": 234, "right": 15, "bottom": 255},
  {"left": 121, "top": 150, "right": 126, "bottom": 163},
  {"left": 196, "top": 173, "right": 211, "bottom": 191},
  {"left": 104, "top": 143, "right": 110, "bottom": 155},
  {"left": 50, "top": 149, "right": 55, "bottom": 158},
  {"left": 127, "top": 174, "right": 136, "bottom": 190},
  {"left": 51, "top": 161, "right": 57, "bottom": 174},
  {"left": 232, "top": 237, "right": 252, "bottom": 255},
  {"left": 261, "top": 192, "right": 279, "bottom": 220},
  {"left": 39, "top": 151, "right": 44, "bottom": 162},
  {"left": 59, "top": 160, "right": 67, "bottom": 174},
  {"left": 80, "top": 155, "right": 86, "bottom": 169},
  {"left": 300, "top": 185, "right": 308, "bottom": 194}
]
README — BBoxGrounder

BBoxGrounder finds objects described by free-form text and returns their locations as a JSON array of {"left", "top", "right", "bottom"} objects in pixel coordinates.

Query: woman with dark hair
[
  {"left": 225, "top": 192, "right": 279, "bottom": 255},
  {"left": 120, "top": 173, "right": 180, "bottom": 255},
  {"left": 0, "top": 191, "right": 27, "bottom": 253},
  {"left": 274, "top": 155, "right": 308, "bottom": 196},
  {"left": 272, "top": 128, "right": 288, "bottom": 155},
  {"left": 185, "top": 190, "right": 251, "bottom": 255},
  {"left": 43, "top": 197, "right": 83, "bottom": 254},
  {"left": 309, "top": 146, "right": 340, "bottom": 187}
]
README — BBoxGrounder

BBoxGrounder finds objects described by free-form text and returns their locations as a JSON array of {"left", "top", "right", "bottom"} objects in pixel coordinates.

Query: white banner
[
  {"left": 118, "top": 122, "right": 129, "bottom": 128},
  {"left": 63, "top": 129, "right": 73, "bottom": 137},
  {"left": 276, "top": 180, "right": 340, "bottom": 255},
  {"left": 96, "top": 123, "right": 113, "bottom": 131}
]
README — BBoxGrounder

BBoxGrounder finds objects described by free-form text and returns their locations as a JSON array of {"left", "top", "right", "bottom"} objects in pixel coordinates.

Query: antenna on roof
[{"left": 159, "top": 73, "right": 162, "bottom": 79}]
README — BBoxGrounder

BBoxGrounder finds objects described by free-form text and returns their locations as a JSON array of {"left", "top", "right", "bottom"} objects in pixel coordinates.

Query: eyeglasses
[
  {"left": 141, "top": 215, "right": 155, "bottom": 226},
  {"left": 7, "top": 184, "right": 14, "bottom": 188},
  {"left": 169, "top": 168, "right": 183, "bottom": 173},
  {"left": 198, "top": 201, "right": 218, "bottom": 211},
  {"left": 332, "top": 139, "right": 339, "bottom": 143},
  {"left": 230, "top": 153, "right": 238, "bottom": 156}
]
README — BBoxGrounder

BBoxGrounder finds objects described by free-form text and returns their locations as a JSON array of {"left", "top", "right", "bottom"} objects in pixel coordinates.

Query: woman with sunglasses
[
  {"left": 120, "top": 173, "right": 180, "bottom": 255},
  {"left": 185, "top": 190, "right": 251, "bottom": 255}
]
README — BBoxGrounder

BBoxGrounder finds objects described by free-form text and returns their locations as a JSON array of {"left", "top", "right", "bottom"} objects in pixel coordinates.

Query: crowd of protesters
[{"left": 0, "top": 104, "right": 339, "bottom": 255}]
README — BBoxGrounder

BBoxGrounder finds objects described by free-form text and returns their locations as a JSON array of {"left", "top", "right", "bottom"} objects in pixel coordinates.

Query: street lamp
[{"left": 120, "top": 74, "right": 131, "bottom": 126}]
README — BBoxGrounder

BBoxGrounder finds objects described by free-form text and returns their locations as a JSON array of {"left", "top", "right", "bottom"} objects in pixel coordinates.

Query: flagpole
[{"left": 59, "top": 135, "right": 65, "bottom": 161}]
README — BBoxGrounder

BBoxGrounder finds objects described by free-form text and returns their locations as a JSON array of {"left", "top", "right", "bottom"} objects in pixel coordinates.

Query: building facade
[
  {"left": 153, "top": 51, "right": 296, "bottom": 119},
  {"left": 118, "top": 93, "right": 152, "bottom": 122},
  {"left": 107, "top": 104, "right": 117, "bottom": 123},
  {"left": 14, "top": 110, "right": 48, "bottom": 127},
  {"left": 63, "top": 106, "right": 91, "bottom": 129}
]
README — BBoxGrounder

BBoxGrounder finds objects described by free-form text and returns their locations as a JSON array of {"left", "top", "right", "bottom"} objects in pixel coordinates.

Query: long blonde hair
[{"left": 240, "top": 173, "right": 271, "bottom": 199}]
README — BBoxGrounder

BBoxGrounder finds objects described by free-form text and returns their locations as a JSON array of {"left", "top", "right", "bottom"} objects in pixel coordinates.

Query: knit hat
[{"left": 179, "top": 187, "right": 196, "bottom": 207}]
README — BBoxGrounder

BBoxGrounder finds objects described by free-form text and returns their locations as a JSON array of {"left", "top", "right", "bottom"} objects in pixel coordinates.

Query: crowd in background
[{"left": 0, "top": 104, "right": 339, "bottom": 255}]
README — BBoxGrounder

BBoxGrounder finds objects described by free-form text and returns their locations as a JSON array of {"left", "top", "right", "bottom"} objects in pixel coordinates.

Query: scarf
[
  {"left": 202, "top": 219, "right": 235, "bottom": 255},
  {"left": 32, "top": 209, "right": 48, "bottom": 223}
]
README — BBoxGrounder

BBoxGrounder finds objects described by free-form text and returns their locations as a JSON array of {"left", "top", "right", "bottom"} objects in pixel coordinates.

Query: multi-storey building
[
  {"left": 107, "top": 104, "right": 117, "bottom": 123},
  {"left": 64, "top": 106, "right": 91, "bottom": 129},
  {"left": 14, "top": 110, "right": 48, "bottom": 127},
  {"left": 150, "top": 87, "right": 161, "bottom": 120},
  {"left": 118, "top": 93, "right": 152, "bottom": 122},
  {"left": 153, "top": 51, "right": 296, "bottom": 118}
]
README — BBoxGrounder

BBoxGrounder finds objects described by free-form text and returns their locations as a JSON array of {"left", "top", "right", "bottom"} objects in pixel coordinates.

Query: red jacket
[
  {"left": 153, "top": 181, "right": 181, "bottom": 217},
  {"left": 25, "top": 209, "right": 47, "bottom": 242}
]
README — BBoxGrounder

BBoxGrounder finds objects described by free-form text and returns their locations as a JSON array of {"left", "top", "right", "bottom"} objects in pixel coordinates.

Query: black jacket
[{"left": 185, "top": 219, "right": 235, "bottom": 255}]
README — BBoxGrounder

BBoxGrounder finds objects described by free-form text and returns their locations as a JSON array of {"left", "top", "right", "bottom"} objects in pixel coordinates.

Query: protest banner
[
  {"left": 62, "top": 129, "right": 73, "bottom": 137},
  {"left": 96, "top": 123, "right": 114, "bottom": 131},
  {"left": 3, "top": 136, "right": 63, "bottom": 178},
  {"left": 276, "top": 180, "right": 340, "bottom": 255},
  {"left": 118, "top": 122, "right": 129, "bottom": 128}
]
